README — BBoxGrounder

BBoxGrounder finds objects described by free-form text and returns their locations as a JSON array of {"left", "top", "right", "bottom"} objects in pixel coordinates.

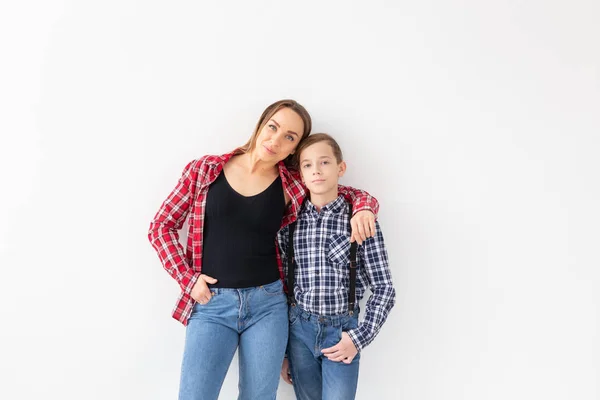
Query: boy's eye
[
  {"left": 321, "top": 161, "right": 330, "bottom": 165},
  {"left": 302, "top": 164, "right": 311, "bottom": 169}
]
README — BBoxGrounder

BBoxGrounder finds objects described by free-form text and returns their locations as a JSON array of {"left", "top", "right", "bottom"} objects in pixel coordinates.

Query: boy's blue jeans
[
  {"left": 287, "top": 305, "right": 361, "bottom": 400},
  {"left": 178, "top": 279, "right": 288, "bottom": 400}
]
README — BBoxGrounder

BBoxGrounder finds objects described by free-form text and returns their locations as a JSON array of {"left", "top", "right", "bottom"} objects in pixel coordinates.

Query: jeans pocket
[
  {"left": 260, "top": 280, "right": 284, "bottom": 296},
  {"left": 289, "top": 308, "right": 301, "bottom": 326},
  {"left": 193, "top": 290, "right": 217, "bottom": 309},
  {"left": 341, "top": 314, "right": 359, "bottom": 334}
]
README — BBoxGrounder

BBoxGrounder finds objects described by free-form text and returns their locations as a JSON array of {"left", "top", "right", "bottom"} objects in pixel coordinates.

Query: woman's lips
[{"left": 263, "top": 145, "right": 276, "bottom": 155}]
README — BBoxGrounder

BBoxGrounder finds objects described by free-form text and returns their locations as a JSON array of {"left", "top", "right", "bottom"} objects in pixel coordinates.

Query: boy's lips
[{"left": 311, "top": 179, "right": 325, "bottom": 184}]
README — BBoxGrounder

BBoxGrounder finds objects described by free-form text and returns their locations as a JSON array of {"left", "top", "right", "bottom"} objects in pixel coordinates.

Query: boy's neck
[{"left": 309, "top": 190, "right": 339, "bottom": 212}]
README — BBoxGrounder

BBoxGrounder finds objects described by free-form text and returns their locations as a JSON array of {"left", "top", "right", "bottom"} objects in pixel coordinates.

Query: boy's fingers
[
  {"left": 324, "top": 349, "right": 346, "bottom": 359},
  {"left": 327, "top": 353, "right": 347, "bottom": 362},
  {"left": 369, "top": 219, "right": 376, "bottom": 237},
  {"left": 321, "top": 345, "right": 333, "bottom": 354}
]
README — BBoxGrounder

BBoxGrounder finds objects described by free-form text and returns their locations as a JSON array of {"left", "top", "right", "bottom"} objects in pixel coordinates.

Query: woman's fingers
[
  {"left": 200, "top": 274, "right": 218, "bottom": 284},
  {"left": 350, "top": 210, "right": 376, "bottom": 244}
]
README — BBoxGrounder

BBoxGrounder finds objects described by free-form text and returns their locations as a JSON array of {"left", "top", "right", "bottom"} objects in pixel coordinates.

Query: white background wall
[{"left": 1, "top": 1, "right": 599, "bottom": 399}]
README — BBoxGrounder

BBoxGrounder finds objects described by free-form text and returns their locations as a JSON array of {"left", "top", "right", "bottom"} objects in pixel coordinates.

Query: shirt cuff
[
  {"left": 347, "top": 328, "right": 368, "bottom": 352},
  {"left": 180, "top": 270, "right": 200, "bottom": 295}
]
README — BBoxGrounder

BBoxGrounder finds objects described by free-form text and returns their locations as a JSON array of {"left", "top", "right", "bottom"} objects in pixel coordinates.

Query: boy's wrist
[{"left": 346, "top": 329, "right": 364, "bottom": 352}]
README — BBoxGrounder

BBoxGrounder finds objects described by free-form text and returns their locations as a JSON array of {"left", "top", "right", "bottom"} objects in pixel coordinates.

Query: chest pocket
[{"left": 327, "top": 234, "right": 351, "bottom": 267}]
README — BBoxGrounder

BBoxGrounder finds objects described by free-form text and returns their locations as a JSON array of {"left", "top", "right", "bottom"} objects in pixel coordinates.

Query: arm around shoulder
[{"left": 338, "top": 184, "right": 379, "bottom": 217}]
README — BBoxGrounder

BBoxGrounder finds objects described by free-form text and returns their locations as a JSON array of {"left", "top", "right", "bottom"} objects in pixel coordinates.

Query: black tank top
[{"left": 201, "top": 172, "right": 285, "bottom": 288}]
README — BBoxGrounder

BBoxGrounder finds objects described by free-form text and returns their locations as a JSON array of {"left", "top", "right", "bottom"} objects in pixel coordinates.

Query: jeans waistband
[
  {"left": 289, "top": 304, "right": 359, "bottom": 327},
  {"left": 209, "top": 279, "right": 282, "bottom": 295}
]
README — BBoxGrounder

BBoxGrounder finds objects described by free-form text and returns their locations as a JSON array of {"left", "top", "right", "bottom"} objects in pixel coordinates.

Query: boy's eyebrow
[
  {"left": 270, "top": 119, "right": 299, "bottom": 137},
  {"left": 300, "top": 155, "right": 333, "bottom": 163}
]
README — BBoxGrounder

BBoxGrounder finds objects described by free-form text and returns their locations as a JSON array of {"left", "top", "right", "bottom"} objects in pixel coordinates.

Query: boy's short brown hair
[{"left": 294, "top": 133, "right": 343, "bottom": 168}]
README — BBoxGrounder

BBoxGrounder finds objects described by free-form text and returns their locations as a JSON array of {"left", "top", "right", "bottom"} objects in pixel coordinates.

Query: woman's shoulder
[
  {"left": 187, "top": 151, "right": 236, "bottom": 171},
  {"left": 279, "top": 162, "right": 300, "bottom": 181},
  {"left": 178, "top": 153, "right": 231, "bottom": 184}
]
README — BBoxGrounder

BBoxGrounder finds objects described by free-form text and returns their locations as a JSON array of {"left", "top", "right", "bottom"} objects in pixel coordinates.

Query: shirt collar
[{"left": 301, "top": 195, "right": 347, "bottom": 217}]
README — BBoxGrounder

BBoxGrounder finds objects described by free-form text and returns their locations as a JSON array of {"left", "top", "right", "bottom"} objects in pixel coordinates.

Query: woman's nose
[{"left": 271, "top": 134, "right": 283, "bottom": 148}]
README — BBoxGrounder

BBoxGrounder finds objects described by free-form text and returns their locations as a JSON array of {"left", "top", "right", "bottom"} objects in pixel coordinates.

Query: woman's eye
[
  {"left": 268, "top": 124, "right": 277, "bottom": 131},
  {"left": 286, "top": 135, "right": 295, "bottom": 141}
]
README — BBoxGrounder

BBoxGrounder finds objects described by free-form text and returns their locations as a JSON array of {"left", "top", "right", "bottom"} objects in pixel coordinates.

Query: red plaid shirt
[{"left": 148, "top": 150, "right": 379, "bottom": 325}]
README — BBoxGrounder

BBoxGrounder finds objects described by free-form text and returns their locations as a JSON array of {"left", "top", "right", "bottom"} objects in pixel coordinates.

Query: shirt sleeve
[
  {"left": 337, "top": 185, "right": 380, "bottom": 218},
  {"left": 147, "top": 159, "right": 204, "bottom": 295},
  {"left": 346, "top": 221, "right": 396, "bottom": 351}
]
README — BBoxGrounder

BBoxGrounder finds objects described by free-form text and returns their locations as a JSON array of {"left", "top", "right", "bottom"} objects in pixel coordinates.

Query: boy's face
[{"left": 299, "top": 141, "right": 346, "bottom": 197}]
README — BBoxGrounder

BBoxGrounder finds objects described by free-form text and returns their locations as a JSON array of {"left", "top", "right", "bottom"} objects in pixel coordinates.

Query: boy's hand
[
  {"left": 280, "top": 358, "right": 293, "bottom": 384},
  {"left": 350, "top": 210, "right": 376, "bottom": 245},
  {"left": 321, "top": 332, "right": 358, "bottom": 364}
]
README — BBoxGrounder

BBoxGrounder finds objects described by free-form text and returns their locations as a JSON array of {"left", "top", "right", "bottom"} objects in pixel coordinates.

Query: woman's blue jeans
[{"left": 178, "top": 279, "right": 288, "bottom": 400}]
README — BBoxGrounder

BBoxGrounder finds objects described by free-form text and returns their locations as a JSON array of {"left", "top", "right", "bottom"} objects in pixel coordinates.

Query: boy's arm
[{"left": 346, "top": 221, "right": 396, "bottom": 351}]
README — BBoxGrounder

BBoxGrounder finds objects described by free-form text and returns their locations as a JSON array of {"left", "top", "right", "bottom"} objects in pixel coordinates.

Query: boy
[{"left": 278, "top": 133, "right": 396, "bottom": 400}]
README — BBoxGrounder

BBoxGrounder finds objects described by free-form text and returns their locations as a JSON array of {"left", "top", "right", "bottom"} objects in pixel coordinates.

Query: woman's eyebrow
[{"left": 270, "top": 119, "right": 299, "bottom": 137}]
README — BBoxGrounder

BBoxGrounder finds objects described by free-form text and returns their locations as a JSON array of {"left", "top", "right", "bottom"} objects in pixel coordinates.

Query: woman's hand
[
  {"left": 350, "top": 210, "right": 376, "bottom": 245},
  {"left": 190, "top": 274, "right": 218, "bottom": 304},
  {"left": 280, "top": 358, "right": 293, "bottom": 384}
]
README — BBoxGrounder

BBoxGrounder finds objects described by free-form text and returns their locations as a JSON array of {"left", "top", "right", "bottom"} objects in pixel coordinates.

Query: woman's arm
[
  {"left": 338, "top": 184, "right": 380, "bottom": 217},
  {"left": 147, "top": 159, "right": 201, "bottom": 295},
  {"left": 284, "top": 168, "right": 379, "bottom": 244},
  {"left": 338, "top": 184, "right": 379, "bottom": 244}
]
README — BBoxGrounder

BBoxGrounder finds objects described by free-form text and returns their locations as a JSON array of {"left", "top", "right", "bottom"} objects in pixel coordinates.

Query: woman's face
[{"left": 253, "top": 107, "right": 304, "bottom": 163}]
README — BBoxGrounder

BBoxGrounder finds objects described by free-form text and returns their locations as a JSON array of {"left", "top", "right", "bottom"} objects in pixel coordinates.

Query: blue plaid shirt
[{"left": 277, "top": 195, "right": 396, "bottom": 351}]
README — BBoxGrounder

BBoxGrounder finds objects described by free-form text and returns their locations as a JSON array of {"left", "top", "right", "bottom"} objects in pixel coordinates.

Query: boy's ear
[{"left": 338, "top": 161, "right": 347, "bottom": 178}]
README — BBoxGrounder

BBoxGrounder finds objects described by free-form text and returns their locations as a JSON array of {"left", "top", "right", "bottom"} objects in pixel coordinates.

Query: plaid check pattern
[
  {"left": 277, "top": 195, "right": 395, "bottom": 351},
  {"left": 148, "top": 150, "right": 380, "bottom": 325}
]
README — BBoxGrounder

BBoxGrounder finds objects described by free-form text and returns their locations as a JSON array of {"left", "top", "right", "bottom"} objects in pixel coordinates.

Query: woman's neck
[{"left": 240, "top": 152, "right": 279, "bottom": 175}]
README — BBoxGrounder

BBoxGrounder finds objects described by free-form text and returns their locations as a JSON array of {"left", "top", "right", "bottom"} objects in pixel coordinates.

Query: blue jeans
[
  {"left": 287, "top": 305, "right": 361, "bottom": 400},
  {"left": 178, "top": 279, "right": 288, "bottom": 400}
]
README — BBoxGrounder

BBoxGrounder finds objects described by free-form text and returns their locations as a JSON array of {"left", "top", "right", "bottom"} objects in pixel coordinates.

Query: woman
[{"left": 148, "top": 99, "right": 379, "bottom": 400}]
